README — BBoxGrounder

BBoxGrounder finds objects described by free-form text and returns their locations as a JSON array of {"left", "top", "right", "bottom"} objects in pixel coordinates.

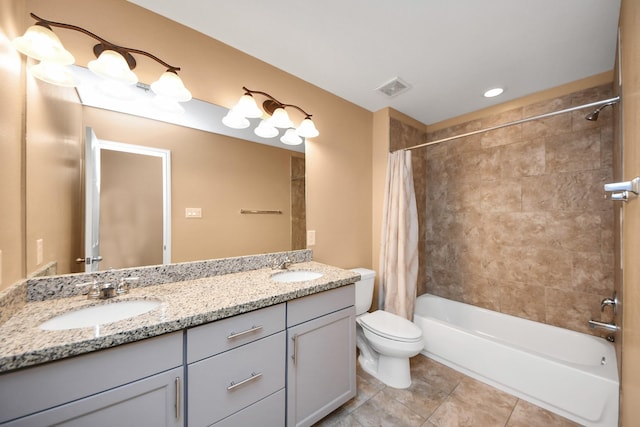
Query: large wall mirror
[{"left": 28, "top": 66, "right": 306, "bottom": 275}]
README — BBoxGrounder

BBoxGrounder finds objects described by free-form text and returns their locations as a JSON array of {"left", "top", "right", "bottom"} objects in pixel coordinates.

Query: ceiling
[{"left": 128, "top": 0, "right": 621, "bottom": 125}]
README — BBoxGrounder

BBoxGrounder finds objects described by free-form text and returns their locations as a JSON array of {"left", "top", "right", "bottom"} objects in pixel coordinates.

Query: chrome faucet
[
  {"left": 77, "top": 276, "right": 138, "bottom": 299},
  {"left": 588, "top": 320, "right": 618, "bottom": 333},
  {"left": 274, "top": 257, "right": 292, "bottom": 270},
  {"left": 588, "top": 292, "right": 619, "bottom": 335}
]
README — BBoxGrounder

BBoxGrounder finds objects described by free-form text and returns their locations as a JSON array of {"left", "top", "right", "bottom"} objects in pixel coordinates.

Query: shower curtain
[{"left": 379, "top": 150, "right": 419, "bottom": 320}]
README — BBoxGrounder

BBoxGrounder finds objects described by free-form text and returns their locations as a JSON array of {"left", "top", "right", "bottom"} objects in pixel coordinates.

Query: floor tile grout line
[{"left": 503, "top": 398, "right": 520, "bottom": 426}]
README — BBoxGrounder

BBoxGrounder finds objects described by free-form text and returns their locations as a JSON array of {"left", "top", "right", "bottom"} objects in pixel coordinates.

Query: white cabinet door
[
  {"left": 3, "top": 367, "right": 184, "bottom": 427},
  {"left": 0, "top": 332, "right": 183, "bottom": 424},
  {"left": 287, "top": 306, "right": 356, "bottom": 427}
]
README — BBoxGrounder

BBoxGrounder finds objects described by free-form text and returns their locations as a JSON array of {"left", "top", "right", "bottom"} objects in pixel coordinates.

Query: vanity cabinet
[
  {"left": 0, "top": 283, "right": 356, "bottom": 427},
  {"left": 186, "top": 303, "right": 286, "bottom": 426},
  {"left": 286, "top": 285, "right": 356, "bottom": 427},
  {"left": 0, "top": 332, "right": 184, "bottom": 426}
]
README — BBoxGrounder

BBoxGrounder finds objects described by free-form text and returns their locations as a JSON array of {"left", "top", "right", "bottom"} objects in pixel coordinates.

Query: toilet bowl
[{"left": 351, "top": 268, "right": 424, "bottom": 389}]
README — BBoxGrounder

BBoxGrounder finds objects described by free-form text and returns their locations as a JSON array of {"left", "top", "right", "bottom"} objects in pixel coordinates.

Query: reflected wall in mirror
[
  {"left": 14, "top": 21, "right": 307, "bottom": 280},
  {"left": 3, "top": 0, "right": 373, "bottom": 291},
  {"left": 82, "top": 106, "right": 305, "bottom": 271}
]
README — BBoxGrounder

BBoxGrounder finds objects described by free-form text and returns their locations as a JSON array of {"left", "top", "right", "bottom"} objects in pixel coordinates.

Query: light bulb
[
  {"left": 234, "top": 94, "right": 263, "bottom": 118},
  {"left": 280, "top": 128, "right": 303, "bottom": 145},
  {"left": 88, "top": 50, "right": 138, "bottom": 85},
  {"left": 222, "top": 109, "right": 250, "bottom": 129},
  {"left": 254, "top": 119, "right": 279, "bottom": 138},
  {"left": 270, "top": 107, "right": 294, "bottom": 128},
  {"left": 151, "top": 71, "right": 192, "bottom": 102},
  {"left": 296, "top": 117, "right": 319, "bottom": 138},
  {"left": 12, "top": 25, "right": 75, "bottom": 65},
  {"left": 29, "top": 61, "right": 79, "bottom": 87}
]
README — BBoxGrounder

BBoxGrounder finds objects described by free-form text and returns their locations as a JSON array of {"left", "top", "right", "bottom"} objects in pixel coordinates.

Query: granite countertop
[{"left": 0, "top": 261, "right": 359, "bottom": 373}]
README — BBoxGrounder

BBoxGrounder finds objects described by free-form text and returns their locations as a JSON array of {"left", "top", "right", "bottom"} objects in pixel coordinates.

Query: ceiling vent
[{"left": 375, "top": 77, "right": 410, "bottom": 98}]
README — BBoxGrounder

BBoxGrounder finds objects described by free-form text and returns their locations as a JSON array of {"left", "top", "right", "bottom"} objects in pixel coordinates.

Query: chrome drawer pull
[
  {"left": 227, "top": 372, "right": 263, "bottom": 391},
  {"left": 175, "top": 377, "right": 181, "bottom": 420},
  {"left": 227, "top": 325, "right": 263, "bottom": 340},
  {"left": 292, "top": 334, "right": 299, "bottom": 365}
]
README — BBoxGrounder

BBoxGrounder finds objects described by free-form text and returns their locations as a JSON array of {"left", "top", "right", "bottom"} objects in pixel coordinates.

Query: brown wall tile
[
  {"left": 424, "top": 85, "right": 614, "bottom": 335},
  {"left": 499, "top": 282, "right": 546, "bottom": 322}
]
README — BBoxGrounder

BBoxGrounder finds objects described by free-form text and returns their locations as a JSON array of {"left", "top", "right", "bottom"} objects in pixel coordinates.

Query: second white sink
[
  {"left": 40, "top": 300, "right": 161, "bottom": 331},
  {"left": 271, "top": 270, "right": 323, "bottom": 283}
]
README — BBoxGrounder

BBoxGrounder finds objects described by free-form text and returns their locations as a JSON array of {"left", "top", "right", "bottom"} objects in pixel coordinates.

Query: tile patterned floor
[{"left": 314, "top": 354, "right": 582, "bottom": 427}]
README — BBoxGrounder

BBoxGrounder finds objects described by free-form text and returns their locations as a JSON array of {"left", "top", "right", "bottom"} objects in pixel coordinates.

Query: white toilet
[{"left": 351, "top": 268, "right": 424, "bottom": 389}]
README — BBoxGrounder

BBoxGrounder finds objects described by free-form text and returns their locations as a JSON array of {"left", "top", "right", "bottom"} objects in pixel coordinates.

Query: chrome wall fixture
[
  {"left": 222, "top": 87, "right": 319, "bottom": 146},
  {"left": 12, "top": 13, "right": 191, "bottom": 104},
  {"left": 604, "top": 177, "right": 640, "bottom": 202}
]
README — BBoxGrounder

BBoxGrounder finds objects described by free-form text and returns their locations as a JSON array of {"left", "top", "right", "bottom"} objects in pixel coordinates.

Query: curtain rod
[{"left": 398, "top": 96, "right": 620, "bottom": 152}]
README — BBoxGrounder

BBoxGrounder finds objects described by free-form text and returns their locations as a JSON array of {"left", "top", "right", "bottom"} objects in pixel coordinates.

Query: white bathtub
[{"left": 414, "top": 294, "right": 619, "bottom": 427}]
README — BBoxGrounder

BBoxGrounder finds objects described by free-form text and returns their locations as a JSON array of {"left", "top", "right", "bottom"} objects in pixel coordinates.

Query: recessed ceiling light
[{"left": 484, "top": 87, "right": 504, "bottom": 98}]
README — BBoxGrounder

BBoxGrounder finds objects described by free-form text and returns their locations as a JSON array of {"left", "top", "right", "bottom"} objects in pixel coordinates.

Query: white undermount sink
[
  {"left": 39, "top": 299, "right": 161, "bottom": 331},
  {"left": 270, "top": 270, "right": 323, "bottom": 283}
]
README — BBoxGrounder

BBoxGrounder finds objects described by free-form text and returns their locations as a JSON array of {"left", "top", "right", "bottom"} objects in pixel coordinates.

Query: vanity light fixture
[
  {"left": 12, "top": 13, "right": 192, "bottom": 103},
  {"left": 223, "top": 87, "right": 319, "bottom": 145}
]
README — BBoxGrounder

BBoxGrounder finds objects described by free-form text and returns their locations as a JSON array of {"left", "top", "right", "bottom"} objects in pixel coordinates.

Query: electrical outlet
[
  {"left": 36, "top": 239, "right": 44, "bottom": 265},
  {"left": 185, "top": 207, "right": 202, "bottom": 218},
  {"left": 307, "top": 230, "right": 316, "bottom": 246}
]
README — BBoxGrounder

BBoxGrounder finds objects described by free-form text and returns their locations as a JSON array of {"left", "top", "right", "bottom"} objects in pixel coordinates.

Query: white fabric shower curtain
[{"left": 379, "top": 150, "right": 419, "bottom": 321}]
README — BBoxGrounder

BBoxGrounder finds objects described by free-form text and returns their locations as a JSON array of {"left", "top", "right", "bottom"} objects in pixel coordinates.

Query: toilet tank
[{"left": 350, "top": 268, "right": 376, "bottom": 315}]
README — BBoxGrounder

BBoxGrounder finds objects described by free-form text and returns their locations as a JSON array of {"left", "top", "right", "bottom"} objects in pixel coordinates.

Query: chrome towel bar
[{"left": 240, "top": 209, "right": 282, "bottom": 214}]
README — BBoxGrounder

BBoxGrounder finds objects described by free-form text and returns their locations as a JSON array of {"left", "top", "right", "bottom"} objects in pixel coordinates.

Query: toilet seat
[{"left": 358, "top": 310, "right": 422, "bottom": 343}]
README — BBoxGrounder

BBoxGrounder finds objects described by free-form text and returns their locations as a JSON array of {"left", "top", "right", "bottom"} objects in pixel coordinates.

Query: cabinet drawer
[
  {"left": 187, "top": 303, "right": 285, "bottom": 363},
  {"left": 211, "top": 389, "right": 285, "bottom": 427},
  {"left": 188, "top": 331, "right": 285, "bottom": 426},
  {"left": 287, "top": 285, "right": 355, "bottom": 327}
]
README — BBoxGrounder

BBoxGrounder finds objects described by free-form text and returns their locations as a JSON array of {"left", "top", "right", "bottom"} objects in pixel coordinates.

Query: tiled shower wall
[
  {"left": 390, "top": 84, "right": 615, "bottom": 335},
  {"left": 291, "top": 155, "right": 306, "bottom": 250}
]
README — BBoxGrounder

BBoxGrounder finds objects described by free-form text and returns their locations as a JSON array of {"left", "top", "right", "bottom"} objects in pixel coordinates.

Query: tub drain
[{"left": 601, "top": 356, "right": 607, "bottom": 365}]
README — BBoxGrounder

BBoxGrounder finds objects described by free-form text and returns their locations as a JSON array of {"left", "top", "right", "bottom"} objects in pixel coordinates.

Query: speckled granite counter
[{"left": 0, "top": 261, "right": 359, "bottom": 373}]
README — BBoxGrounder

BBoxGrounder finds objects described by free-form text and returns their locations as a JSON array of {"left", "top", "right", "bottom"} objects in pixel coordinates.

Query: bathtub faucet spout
[{"left": 588, "top": 320, "right": 618, "bottom": 333}]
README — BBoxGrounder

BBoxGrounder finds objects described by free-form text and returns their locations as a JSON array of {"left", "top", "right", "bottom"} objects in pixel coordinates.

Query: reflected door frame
[{"left": 84, "top": 127, "right": 172, "bottom": 271}]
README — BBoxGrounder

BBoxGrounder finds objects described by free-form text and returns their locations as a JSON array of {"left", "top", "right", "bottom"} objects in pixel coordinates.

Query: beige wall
[
  {"left": 84, "top": 107, "right": 298, "bottom": 262},
  {"left": 0, "top": 0, "right": 375, "bottom": 291},
  {"left": 619, "top": 0, "right": 640, "bottom": 424},
  {"left": 0, "top": 0, "right": 26, "bottom": 288},
  {"left": 0, "top": 0, "right": 83, "bottom": 288},
  {"left": 28, "top": 0, "right": 373, "bottom": 271}
]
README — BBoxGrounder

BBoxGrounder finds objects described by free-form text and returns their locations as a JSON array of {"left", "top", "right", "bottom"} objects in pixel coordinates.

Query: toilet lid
[{"left": 359, "top": 310, "right": 423, "bottom": 342}]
